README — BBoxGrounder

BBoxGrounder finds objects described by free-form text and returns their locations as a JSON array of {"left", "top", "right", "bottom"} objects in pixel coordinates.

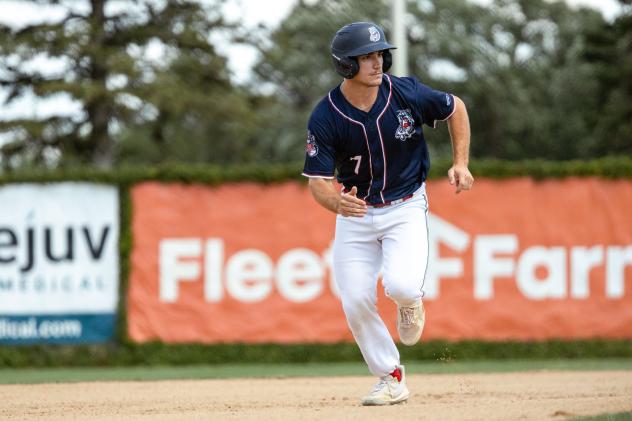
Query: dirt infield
[{"left": 2, "top": 371, "right": 631, "bottom": 420}]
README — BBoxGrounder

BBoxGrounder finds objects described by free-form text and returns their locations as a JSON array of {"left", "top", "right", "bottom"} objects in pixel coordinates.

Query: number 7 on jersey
[{"left": 350, "top": 155, "right": 362, "bottom": 175}]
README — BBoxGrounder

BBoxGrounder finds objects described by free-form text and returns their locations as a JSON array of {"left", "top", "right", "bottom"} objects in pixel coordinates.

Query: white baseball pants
[{"left": 333, "top": 185, "right": 429, "bottom": 377}]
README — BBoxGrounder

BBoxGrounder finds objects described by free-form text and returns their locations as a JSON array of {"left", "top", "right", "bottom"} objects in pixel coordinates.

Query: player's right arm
[
  {"left": 307, "top": 178, "right": 367, "bottom": 217},
  {"left": 303, "top": 101, "right": 367, "bottom": 217}
]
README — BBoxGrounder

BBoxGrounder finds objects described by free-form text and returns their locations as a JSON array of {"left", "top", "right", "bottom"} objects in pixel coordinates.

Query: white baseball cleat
[
  {"left": 397, "top": 301, "right": 425, "bottom": 346},
  {"left": 361, "top": 365, "right": 410, "bottom": 406}
]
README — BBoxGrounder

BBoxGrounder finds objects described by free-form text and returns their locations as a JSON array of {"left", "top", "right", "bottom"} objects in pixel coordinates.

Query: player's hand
[
  {"left": 338, "top": 186, "right": 367, "bottom": 217},
  {"left": 448, "top": 164, "right": 474, "bottom": 194}
]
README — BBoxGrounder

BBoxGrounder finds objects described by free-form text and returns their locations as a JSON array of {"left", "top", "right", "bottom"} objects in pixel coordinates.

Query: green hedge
[
  {"left": 1, "top": 156, "right": 632, "bottom": 185},
  {"left": 1, "top": 339, "right": 632, "bottom": 368},
  {"left": 1, "top": 158, "right": 632, "bottom": 368}
]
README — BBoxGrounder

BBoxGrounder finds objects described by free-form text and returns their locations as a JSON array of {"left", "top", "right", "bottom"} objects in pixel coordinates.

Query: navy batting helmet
[{"left": 331, "top": 22, "right": 396, "bottom": 79}]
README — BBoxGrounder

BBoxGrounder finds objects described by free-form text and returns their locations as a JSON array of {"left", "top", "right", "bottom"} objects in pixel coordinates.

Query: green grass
[
  {"left": 1, "top": 358, "right": 631, "bottom": 385},
  {"left": 573, "top": 411, "right": 632, "bottom": 420}
]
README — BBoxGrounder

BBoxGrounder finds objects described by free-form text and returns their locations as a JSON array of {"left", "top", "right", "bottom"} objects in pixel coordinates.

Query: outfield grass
[
  {"left": 1, "top": 358, "right": 631, "bottom": 385},
  {"left": 574, "top": 411, "right": 632, "bottom": 421}
]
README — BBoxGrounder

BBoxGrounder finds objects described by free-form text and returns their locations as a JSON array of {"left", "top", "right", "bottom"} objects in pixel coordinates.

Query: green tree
[
  {"left": 583, "top": 0, "right": 632, "bottom": 156},
  {"left": 405, "top": 0, "right": 606, "bottom": 159},
  {"left": 253, "top": 0, "right": 612, "bottom": 161},
  {"left": 0, "top": 0, "right": 251, "bottom": 170}
]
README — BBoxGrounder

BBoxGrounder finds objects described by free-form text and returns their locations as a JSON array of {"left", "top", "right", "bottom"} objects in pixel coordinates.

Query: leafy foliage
[
  {"left": 1, "top": 339, "right": 631, "bottom": 367},
  {"left": 406, "top": 0, "right": 607, "bottom": 159},
  {"left": 1, "top": 158, "right": 631, "bottom": 186},
  {"left": 0, "top": 0, "right": 255, "bottom": 169},
  {"left": 583, "top": 0, "right": 632, "bottom": 157},
  {"left": 0, "top": 0, "right": 631, "bottom": 170},
  {"left": 252, "top": 0, "right": 629, "bottom": 162}
]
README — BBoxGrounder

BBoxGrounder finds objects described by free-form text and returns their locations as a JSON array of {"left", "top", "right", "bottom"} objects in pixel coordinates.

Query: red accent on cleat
[{"left": 389, "top": 367, "right": 402, "bottom": 382}]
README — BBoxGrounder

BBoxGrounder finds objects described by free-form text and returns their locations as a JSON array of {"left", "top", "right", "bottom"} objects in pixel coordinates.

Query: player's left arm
[{"left": 446, "top": 95, "right": 474, "bottom": 194}]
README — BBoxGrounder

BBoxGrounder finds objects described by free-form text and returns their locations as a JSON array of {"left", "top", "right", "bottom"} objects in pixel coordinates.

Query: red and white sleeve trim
[{"left": 301, "top": 172, "right": 335, "bottom": 179}]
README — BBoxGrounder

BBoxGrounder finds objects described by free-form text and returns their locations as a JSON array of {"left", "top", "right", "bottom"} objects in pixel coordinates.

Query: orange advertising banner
[{"left": 128, "top": 178, "right": 632, "bottom": 343}]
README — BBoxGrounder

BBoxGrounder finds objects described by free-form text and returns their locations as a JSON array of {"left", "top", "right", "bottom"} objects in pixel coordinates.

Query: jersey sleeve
[
  {"left": 302, "top": 113, "right": 336, "bottom": 178},
  {"left": 414, "top": 79, "right": 456, "bottom": 129}
]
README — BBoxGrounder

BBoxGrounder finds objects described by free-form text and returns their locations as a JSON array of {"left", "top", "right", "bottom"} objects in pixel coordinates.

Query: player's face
[{"left": 354, "top": 51, "right": 384, "bottom": 87}]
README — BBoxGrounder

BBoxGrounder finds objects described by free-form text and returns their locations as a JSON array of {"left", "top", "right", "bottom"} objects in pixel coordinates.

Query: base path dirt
[{"left": 2, "top": 371, "right": 632, "bottom": 420}]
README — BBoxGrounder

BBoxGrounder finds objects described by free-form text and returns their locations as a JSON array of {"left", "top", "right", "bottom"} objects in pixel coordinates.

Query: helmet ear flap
[
  {"left": 382, "top": 49, "right": 393, "bottom": 73},
  {"left": 332, "top": 55, "right": 359, "bottom": 79}
]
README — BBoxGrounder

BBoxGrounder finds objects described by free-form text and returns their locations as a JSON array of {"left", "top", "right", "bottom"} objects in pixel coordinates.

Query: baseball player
[{"left": 302, "top": 22, "right": 473, "bottom": 405}]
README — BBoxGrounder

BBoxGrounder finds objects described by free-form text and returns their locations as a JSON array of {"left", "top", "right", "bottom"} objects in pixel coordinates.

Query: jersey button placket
[{"left": 367, "top": 121, "right": 384, "bottom": 205}]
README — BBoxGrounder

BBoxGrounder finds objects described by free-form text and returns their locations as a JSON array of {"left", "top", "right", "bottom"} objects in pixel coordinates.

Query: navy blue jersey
[{"left": 302, "top": 74, "right": 455, "bottom": 205}]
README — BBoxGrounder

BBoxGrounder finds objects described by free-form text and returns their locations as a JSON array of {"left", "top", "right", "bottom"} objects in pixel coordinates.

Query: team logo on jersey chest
[
  {"left": 395, "top": 109, "right": 415, "bottom": 141},
  {"left": 306, "top": 130, "right": 319, "bottom": 157}
]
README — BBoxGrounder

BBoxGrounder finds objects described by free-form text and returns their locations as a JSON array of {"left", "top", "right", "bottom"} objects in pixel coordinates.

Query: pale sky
[{"left": 0, "top": 0, "right": 623, "bottom": 120}]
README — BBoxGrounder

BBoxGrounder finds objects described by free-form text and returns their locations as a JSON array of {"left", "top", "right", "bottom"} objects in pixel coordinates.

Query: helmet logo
[{"left": 368, "top": 26, "right": 381, "bottom": 42}]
